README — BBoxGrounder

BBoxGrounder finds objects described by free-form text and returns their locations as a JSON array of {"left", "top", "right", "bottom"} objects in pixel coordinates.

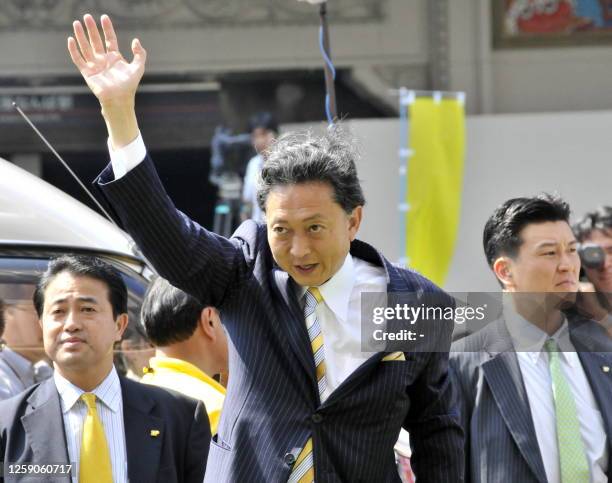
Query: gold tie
[
  {"left": 288, "top": 287, "right": 326, "bottom": 483},
  {"left": 80, "top": 393, "right": 113, "bottom": 483}
]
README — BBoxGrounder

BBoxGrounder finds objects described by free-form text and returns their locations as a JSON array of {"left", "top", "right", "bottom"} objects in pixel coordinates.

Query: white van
[{"left": 0, "top": 157, "right": 152, "bottom": 381}]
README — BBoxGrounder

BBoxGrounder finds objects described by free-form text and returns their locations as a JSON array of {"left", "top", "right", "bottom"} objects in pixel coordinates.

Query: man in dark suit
[
  {"left": 451, "top": 195, "right": 612, "bottom": 483},
  {"left": 67, "top": 14, "right": 463, "bottom": 482},
  {"left": 0, "top": 255, "right": 210, "bottom": 483}
]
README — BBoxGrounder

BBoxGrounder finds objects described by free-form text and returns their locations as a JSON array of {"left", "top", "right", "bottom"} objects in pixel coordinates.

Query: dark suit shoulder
[
  {"left": 398, "top": 266, "right": 441, "bottom": 290},
  {"left": 449, "top": 327, "right": 494, "bottom": 391},
  {"left": 231, "top": 219, "right": 271, "bottom": 266},
  {"left": 451, "top": 326, "right": 491, "bottom": 354},
  {"left": 567, "top": 312, "right": 612, "bottom": 354},
  {"left": 121, "top": 377, "right": 204, "bottom": 415}
]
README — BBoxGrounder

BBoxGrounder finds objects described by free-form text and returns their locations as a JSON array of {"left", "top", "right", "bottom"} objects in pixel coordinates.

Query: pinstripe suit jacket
[
  {"left": 95, "top": 156, "right": 464, "bottom": 483},
  {"left": 450, "top": 316, "right": 612, "bottom": 483}
]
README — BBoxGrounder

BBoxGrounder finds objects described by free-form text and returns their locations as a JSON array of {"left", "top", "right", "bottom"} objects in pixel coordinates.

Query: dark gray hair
[
  {"left": 141, "top": 277, "right": 204, "bottom": 347},
  {"left": 573, "top": 206, "right": 612, "bottom": 242},
  {"left": 256, "top": 127, "right": 366, "bottom": 214}
]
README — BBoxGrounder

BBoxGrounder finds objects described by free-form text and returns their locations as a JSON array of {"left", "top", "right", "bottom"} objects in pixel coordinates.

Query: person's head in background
[
  {"left": 33, "top": 255, "right": 129, "bottom": 391},
  {"left": 141, "top": 277, "right": 228, "bottom": 381},
  {"left": 1, "top": 284, "right": 45, "bottom": 362},
  {"left": 573, "top": 206, "right": 612, "bottom": 294},
  {"left": 118, "top": 322, "right": 154, "bottom": 380},
  {"left": 249, "top": 111, "right": 278, "bottom": 155},
  {"left": 483, "top": 194, "right": 579, "bottom": 331}
]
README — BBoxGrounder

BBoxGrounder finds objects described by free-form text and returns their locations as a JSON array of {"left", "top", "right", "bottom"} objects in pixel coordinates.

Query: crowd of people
[{"left": 0, "top": 13, "right": 611, "bottom": 483}]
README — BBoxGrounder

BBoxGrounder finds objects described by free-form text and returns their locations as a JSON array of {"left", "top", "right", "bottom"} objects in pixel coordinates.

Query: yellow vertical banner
[{"left": 405, "top": 97, "right": 465, "bottom": 286}]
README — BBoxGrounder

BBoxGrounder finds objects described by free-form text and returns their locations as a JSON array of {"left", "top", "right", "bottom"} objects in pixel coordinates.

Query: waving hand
[
  {"left": 68, "top": 14, "right": 144, "bottom": 148},
  {"left": 68, "top": 14, "right": 146, "bottom": 104}
]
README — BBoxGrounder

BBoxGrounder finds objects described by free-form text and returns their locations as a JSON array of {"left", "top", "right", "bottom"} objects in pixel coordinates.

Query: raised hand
[
  {"left": 68, "top": 14, "right": 144, "bottom": 148},
  {"left": 68, "top": 14, "right": 146, "bottom": 104}
]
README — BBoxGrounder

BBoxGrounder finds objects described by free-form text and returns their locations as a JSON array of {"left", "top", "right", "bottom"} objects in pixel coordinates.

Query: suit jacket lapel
[
  {"left": 481, "top": 320, "right": 548, "bottom": 483},
  {"left": 271, "top": 268, "right": 319, "bottom": 392},
  {"left": 120, "top": 377, "right": 164, "bottom": 483},
  {"left": 21, "top": 379, "right": 70, "bottom": 466},
  {"left": 321, "top": 352, "right": 384, "bottom": 408},
  {"left": 571, "top": 327, "right": 612, "bottom": 480},
  {"left": 268, "top": 240, "right": 423, "bottom": 405}
]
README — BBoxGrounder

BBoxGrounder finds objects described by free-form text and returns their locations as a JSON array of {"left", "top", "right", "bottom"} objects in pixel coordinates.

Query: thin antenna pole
[
  {"left": 319, "top": 2, "right": 337, "bottom": 123},
  {"left": 12, "top": 102, "right": 119, "bottom": 228}
]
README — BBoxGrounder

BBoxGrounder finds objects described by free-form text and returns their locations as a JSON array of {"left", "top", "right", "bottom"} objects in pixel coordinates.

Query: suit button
[
  {"left": 284, "top": 453, "right": 296, "bottom": 466},
  {"left": 311, "top": 413, "right": 324, "bottom": 424}
]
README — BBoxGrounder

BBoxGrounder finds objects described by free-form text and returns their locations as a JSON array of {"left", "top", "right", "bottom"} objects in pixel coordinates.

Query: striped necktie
[
  {"left": 544, "top": 339, "right": 590, "bottom": 482},
  {"left": 80, "top": 393, "right": 113, "bottom": 483},
  {"left": 288, "top": 287, "right": 326, "bottom": 483}
]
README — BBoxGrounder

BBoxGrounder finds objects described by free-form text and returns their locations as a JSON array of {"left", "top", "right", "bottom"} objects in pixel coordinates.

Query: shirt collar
[
  {"left": 505, "top": 305, "right": 576, "bottom": 366},
  {"left": 54, "top": 366, "right": 121, "bottom": 414},
  {"left": 298, "top": 254, "right": 355, "bottom": 323},
  {"left": 1, "top": 347, "right": 34, "bottom": 383},
  {"left": 146, "top": 356, "right": 226, "bottom": 394}
]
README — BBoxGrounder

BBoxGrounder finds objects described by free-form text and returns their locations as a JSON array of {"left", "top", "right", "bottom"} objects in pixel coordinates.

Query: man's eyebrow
[
  {"left": 76, "top": 296, "right": 98, "bottom": 304},
  {"left": 302, "top": 214, "right": 326, "bottom": 222},
  {"left": 271, "top": 214, "right": 327, "bottom": 224},
  {"left": 49, "top": 296, "right": 98, "bottom": 304},
  {"left": 535, "top": 240, "right": 577, "bottom": 248}
]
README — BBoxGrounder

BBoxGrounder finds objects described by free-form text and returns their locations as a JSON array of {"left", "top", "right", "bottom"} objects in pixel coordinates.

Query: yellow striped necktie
[
  {"left": 288, "top": 287, "right": 326, "bottom": 483},
  {"left": 80, "top": 393, "right": 113, "bottom": 483}
]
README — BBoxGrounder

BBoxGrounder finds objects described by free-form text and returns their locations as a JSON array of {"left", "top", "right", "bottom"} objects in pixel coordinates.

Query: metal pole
[{"left": 319, "top": 3, "right": 337, "bottom": 122}]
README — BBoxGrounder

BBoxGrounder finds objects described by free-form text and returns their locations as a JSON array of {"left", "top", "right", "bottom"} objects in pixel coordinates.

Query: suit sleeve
[
  {"left": 402, "top": 312, "right": 465, "bottom": 482},
  {"left": 95, "top": 155, "right": 253, "bottom": 308},
  {"left": 184, "top": 401, "right": 211, "bottom": 483}
]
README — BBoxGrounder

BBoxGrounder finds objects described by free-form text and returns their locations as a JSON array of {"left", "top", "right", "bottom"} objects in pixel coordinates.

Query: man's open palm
[{"left": 68, "top": 14, "right": 146, "bottom": 103}]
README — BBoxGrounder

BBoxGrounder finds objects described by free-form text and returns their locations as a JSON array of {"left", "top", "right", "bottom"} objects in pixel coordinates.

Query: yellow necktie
[
  {"left": 288, "top": 287, "right": 326, "bottom": 483},
  {"left": 80, "top": 393, "right": 113, "bottom": 483}
]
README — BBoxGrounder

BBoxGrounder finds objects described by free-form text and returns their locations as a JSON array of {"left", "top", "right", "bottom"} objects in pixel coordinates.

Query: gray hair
[{"left": 256, "top": 126, "right": 366, "bottom": 214}]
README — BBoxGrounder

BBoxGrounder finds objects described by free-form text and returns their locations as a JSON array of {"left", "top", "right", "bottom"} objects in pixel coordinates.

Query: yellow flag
[{"left": 405, "top": 97, "right": 465, "bottom": 286}]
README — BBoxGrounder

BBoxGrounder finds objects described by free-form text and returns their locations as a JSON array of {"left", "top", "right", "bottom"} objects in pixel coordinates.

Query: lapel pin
[
  {"left": 603, "top": 366, "right": 610, "bottom": 373},
  {"left": 150, "top": 429, "right": 160, "bottom": 437}
]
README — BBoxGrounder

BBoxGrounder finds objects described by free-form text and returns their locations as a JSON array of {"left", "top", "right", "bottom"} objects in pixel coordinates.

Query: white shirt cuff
[{"left": 107, "top": 132, "right": 147, "bottom": 180}]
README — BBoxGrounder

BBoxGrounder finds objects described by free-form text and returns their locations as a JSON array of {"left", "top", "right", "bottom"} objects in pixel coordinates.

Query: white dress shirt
[
  {"left": 298, "top": 254, "right": 387, "bottom": 402},
  {"left": 108, "top": 134, "right": 389, "bottom": 403},
  {"left": 54, "top": 366, "right": 128, "bottom": 483},
  {"left": 107, "top": 134, "right": 146, "bottom": 179},
  {"left": 506, "top": 312, "right": 608, "bottom": 483}
]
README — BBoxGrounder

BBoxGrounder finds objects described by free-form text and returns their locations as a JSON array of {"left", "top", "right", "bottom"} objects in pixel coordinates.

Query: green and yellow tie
[
  {"left": 288, "top": 287, "right": 326, "bottom": 483},
  {"left": 544, "top": 339, "right": 590, "bottom": 483}
]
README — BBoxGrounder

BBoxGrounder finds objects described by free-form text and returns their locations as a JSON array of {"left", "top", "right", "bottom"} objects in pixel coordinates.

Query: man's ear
[
  {"left": 198, "top": 307, "right": 216, "bottom": 340},
  {"left": 493, "top": 257, "right": 513, "bottom": 288},
  {"left": 114, "top": 314, "right": 129, "bottom": 342},
  {"left": 348, "top": 206, "right": 363, "bottom": 241}
]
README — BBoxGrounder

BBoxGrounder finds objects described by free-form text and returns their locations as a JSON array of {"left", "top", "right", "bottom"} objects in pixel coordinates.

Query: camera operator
[{"left": 573, "top": 206, "right": 612, "bottom": 335}]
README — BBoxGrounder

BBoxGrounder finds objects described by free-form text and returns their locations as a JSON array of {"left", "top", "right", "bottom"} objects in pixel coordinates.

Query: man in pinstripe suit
[
  {"left": 67, "top": 14, "right": 464, "bottom": 483},
  {"left": 0, "top": 255, "right": 211, "bottom": 483},
  {"left": 451, "top": 195, "right": 612, "bottom": 483}
]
